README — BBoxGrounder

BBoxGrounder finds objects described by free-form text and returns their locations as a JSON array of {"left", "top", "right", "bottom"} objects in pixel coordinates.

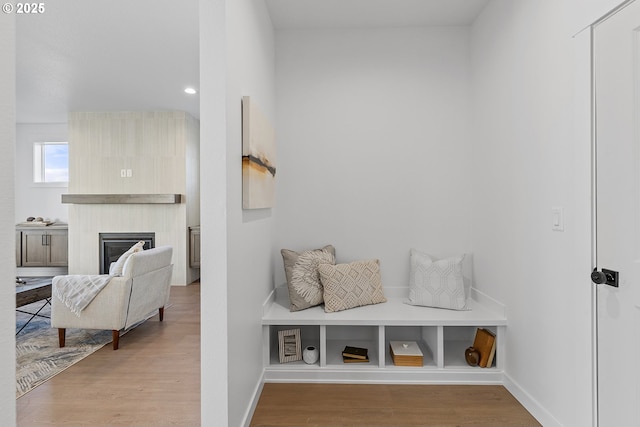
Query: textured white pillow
[
  {"left": 110, "top": 241, "right": 145, "bottom": 277},
  {"left": 319, "top": 259, "right": 387, "bottom": 313},
  {"left": 408, "top": 249, "right": 468, "bottom": 310}
]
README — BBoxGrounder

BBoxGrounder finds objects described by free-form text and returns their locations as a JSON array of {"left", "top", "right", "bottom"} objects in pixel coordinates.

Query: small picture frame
[{"left": 278, "top": 328, "right": 302, "bottom": 363}]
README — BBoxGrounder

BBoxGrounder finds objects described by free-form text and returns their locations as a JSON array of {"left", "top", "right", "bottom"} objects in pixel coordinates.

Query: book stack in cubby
[{"left": 342, "top": 346, "right": 369, "bottom": 363}]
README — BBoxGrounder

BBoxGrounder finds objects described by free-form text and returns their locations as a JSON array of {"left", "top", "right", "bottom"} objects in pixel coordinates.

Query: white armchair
[{"left": 51, "top": 246, "right": 173, "bottom": 350}]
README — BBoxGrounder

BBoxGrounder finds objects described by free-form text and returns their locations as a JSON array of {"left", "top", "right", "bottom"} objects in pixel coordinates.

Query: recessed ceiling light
[{"left": 184, "top": 87, "right": 197, "bottom": 95}]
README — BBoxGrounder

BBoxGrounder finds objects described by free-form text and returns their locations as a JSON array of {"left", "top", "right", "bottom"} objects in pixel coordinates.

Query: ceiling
[
  {"left": 16, "top": 0, "right": 199, "bottom": 124},
  {"left": 16, "top": 0, "right": 489, "bottom": 124},
  {"left": 265, "top": 0, "right": 490, "bottom": 29}
]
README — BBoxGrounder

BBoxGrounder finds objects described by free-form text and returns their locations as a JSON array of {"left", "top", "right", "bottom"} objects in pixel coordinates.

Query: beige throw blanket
[{"left": 52, "top": 275, "right": 113, "bottom": 316}]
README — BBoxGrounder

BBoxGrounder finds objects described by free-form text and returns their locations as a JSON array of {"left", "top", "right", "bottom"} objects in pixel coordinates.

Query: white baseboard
[
  {"left": 241, "top": 371, "right": 265, "bottom": 427},
  {"left": 263, "top": 366, "right": 504, "bottom": 384},
  {"left": 503, "top": 373, "right": 563, "bottom": 427}
]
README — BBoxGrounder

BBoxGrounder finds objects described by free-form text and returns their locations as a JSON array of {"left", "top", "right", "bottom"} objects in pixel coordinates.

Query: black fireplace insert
[{"left": 99, "top": 232, "right": 155, "bottom": 274}]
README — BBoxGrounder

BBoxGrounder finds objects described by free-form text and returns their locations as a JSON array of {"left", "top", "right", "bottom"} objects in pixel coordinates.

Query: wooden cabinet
[
  {"left": 16, "top": 225, "right": 68, "bottom": 267},
  {"left": 189, "top": 226, "right": 200, "bottom": 268}
]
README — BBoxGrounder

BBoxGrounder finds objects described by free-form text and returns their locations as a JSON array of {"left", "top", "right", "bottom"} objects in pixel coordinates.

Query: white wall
[
  {"left": 470, "top": 1, "right": 593, "bottom": 426},
  {"left": 0, "top": 10, "right": 17, "bottom": 427},
  {"left": 185, "top": 114, "right": 200, "bottom": 284},
  {"left": 15, "top": 123, "right": 69, "bottom": 223},
  {"left": 199, "top": 0, "right": 228, "bottom": 425},
  {"left": 275, "top": 27, "right": 473, "bottom": 287},
  {"left": 225, "top": 0, "right": 276, "bottom": 426},
  {"left": 66, "top": 111, "right": 198, "bottom": 285}
]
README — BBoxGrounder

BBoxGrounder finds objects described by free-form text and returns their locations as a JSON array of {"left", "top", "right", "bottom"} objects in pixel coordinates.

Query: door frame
[{"left": 586, "top": 1, "right": 637, "bottom": 426}]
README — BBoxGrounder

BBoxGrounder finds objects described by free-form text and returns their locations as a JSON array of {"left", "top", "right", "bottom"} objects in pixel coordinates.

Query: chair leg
[
  {"left": 58, "top": 328, "right": 65, "bottom": 348},
  {"left": 112, "top": 330, "right": 119, "bottom": 350},
  {"left": 159, "top": 306, "right": 164, "bottom": 322}
]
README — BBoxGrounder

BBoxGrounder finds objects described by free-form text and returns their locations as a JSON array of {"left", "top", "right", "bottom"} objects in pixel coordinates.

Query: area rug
[{"left": 16, "top": 301, "right": 113, "bottom": 398}]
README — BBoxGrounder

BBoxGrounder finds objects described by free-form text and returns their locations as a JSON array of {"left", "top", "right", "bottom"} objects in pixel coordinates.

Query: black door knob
[
  {"left": 591, "top": 268, "right": 619, "bottom": 287},
  {"left": 591, "top": 270, "right": 607, "bottom": 284}
]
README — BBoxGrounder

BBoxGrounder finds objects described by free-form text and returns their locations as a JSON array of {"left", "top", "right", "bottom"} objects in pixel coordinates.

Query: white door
[{"left": 593, "top": 1, "right": 640, "bottom": 425}]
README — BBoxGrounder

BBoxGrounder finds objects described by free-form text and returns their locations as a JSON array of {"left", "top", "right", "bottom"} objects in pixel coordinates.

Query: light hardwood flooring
[
  {"left": 250, "top": 383, "right": 542, "bottom": 427},
  {"left": 17, "top": 283, "right": 541, "bottom": 427},
  {"left": 16, "top": 282, "right": 201, "bottom": 427}
]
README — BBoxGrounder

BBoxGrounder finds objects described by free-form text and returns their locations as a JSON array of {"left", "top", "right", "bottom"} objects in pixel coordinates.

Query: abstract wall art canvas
[{"left": 242, "top": 96, "right": 276, "bottom": 209}]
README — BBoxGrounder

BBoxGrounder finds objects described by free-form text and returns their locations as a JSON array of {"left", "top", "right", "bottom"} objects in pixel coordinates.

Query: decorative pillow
[
  {"left": 408, "top": 249, "right": 468, "bottom": 310},
  {"left": 319, "top": 259, "right": 387, "bottom": 313},
  {"left": 110, "top": 241, "right": 145, "bottom": 277},
  {"left": 281, "top": 245, "right": 336, "bottom": 312}
]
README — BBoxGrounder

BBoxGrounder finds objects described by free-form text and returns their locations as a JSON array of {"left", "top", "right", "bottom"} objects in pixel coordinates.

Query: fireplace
[{"left": 99, "top": 232, "right": 155, "bottom": 274}]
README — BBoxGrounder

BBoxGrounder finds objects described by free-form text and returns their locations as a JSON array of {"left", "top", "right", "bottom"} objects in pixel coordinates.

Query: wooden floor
[
  {"left": 250, "top": 383, "right": 542, "bottom": 427},
  {"left": 16, "top": 283, "right": 540, "bottom": 427},
  {"left": 16, "top": 282, "right": 201, "bottom": 427}
]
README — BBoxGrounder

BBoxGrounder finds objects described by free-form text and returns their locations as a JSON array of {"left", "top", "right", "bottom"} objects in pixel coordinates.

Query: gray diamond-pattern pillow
[
  {"left": 319, "top": 259, "right": 387, "bottom": 313},
  {"left": 408, "top": 249, "right": 468, "bottom": 310},
  {"left": 281, "top": 245, "right": 336, "bottom": 312}
]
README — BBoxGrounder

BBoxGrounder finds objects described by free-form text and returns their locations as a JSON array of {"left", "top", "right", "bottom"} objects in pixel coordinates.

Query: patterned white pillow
[
  {"left": 319, "top": 259, "right": 387, "bottom": 313},
  {"left": 408, "top": 249, "right": 468, "bottom": 310}
]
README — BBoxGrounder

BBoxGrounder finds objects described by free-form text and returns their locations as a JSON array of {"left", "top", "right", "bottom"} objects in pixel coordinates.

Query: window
[{"left": 33, "top": 142, "right": 68, "bottom": 183}]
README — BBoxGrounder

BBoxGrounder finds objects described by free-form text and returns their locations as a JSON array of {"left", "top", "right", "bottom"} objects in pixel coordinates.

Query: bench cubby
[
  {"left": 325, "top": 325, "right": 379, "bottom": 367},
  {"left": 384, "top": 326, "right": 437, "bottom": 369},
  {"left": 267, "top": 325, "right": 320, "bottom": 367},
  {"left": 262, "top": 286, "right": 506, "bottom": 384}
]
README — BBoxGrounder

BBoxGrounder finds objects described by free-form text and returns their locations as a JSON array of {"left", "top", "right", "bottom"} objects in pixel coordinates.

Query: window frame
[{"left": 32, "top": 141, "right": 69, "bottom": 187}]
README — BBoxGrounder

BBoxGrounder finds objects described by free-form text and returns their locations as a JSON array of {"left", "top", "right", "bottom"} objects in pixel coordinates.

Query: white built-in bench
[{"left": 262, "top": 285, "right": 507, "bottom": 384}]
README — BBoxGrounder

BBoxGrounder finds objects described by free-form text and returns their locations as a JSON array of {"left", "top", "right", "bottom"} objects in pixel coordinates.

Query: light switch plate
[{"left": 552, "top": 207, "right": 564, "bottom": 231}]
